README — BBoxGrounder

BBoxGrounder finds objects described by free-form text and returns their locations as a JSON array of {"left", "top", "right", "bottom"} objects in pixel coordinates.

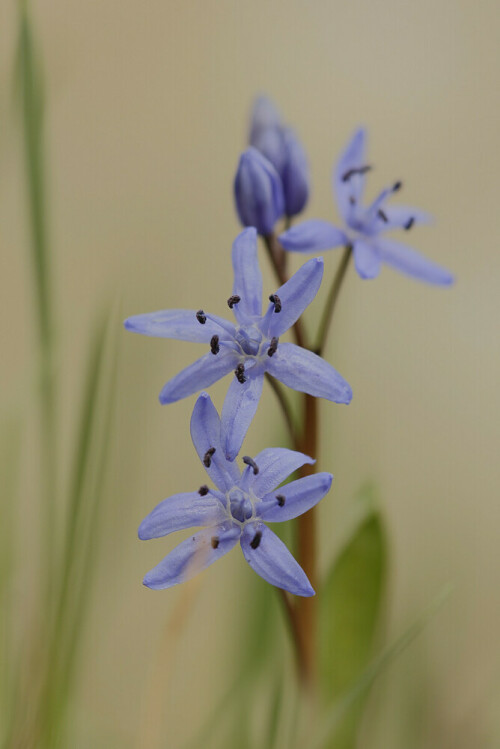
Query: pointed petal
[
  {"left": 353, "top": 239, "right": 381, "bottom": 280},
  {"left": 190, "top": 392, "right": 240, "bottom": 490},
  {"left": 375, "top": 237, "right": 454, "bottom": 286},
  {"left": 259, "top": 473, "right": 333, "bottom": 522},
  {"left": 143, "top": 525, "right": 240, "bottom": 590},
  {"left": 240, "top": 523, "right": 314, "bottom": 597},
  {"left": 221, "top": 372, "right": 264, "bottom": 461},
  {"left": 231, "top": 227, "right": 263, "bottom": 322},
  {"left": 124, "top": 309, "right": 236, "bottom": 343},
  {"left": 279, "top": 220, "right": 348, "bottom": 253},
  {"left": 267, "top": 257, "right": 324, "bottom": 338},
  {"left": 266, "top": 343, "right": 352, "bottom": 403},
  {"left": 333, "top": 127, "right": 368, "bottom": 222},
  {"left": 159, "top": 350, "right": 238, "bottom": 404},
  {"left": 247, "top": 447, "right": 314, "bottom": 495},
  {"left": 138, "top": 492, "right": 226, "bottom": 540}
]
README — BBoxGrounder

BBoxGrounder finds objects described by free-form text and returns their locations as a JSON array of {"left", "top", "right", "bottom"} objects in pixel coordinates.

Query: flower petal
[
  {"left": 159, "top": 350, "right": 238, "bottom": 404},
  {"left": 124, "top": 309, "right": 235, "bottom": 343},
  {"left": 267, "top": 257, "right": 324, "bottom": 339},
  {"left": 259, "top": 473, "right": 333, "bottom": 522},
  {"left": 190, "top": 392, "right": 240, "bottom": 490},
  {"left": 246, "top": 447, "right": 314, "bottom": 495},
  {"left": 221, "top": 371, "right": 265, "bottom": 461},
  {"left": 266, "top": 343, "right": 352, "bottom": 403},
  {"left": 279, "top": 220, "right": 348, "bottom": 253},
  {"left": 353, "top": 239, "right": 381, "bottom": 280},
  {"left": 231, "top": 227, "right": 263, "bottom": 322},
  {"left": 138, "top": 492, "right": 226, "bottom": 540},
  {"left": 143, "top": 524, "right": 240, "bottom": 590},
  {"left": 333, "top": 127, "right": 368, "bottom": 223},
  {"left": 240, "top": 523, "right": 314, "bottom": 597},
  {"left": 375, "top": 237, "right": 454, "bottom": 286}
]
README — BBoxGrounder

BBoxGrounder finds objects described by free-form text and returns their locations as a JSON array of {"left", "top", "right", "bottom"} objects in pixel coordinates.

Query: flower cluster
[{"left": 126, "top": 96, "right": 452, "bottom": 597}]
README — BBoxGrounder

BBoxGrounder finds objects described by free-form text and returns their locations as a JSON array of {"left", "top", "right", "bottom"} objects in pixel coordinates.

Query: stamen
[
  {"left": 210, "top": 335, "right": 220, "bottom": 355},
  {"left": 242, "top": 456, "right": 259, "bottom": 475},
  {"left": 227, "top": 294, "right": 241, "bottom": 309},
  {"left": 198, "top": 485, "right": 209, "bottom": 496},
  {"left": 250, "top": 531, "right": 262, "bottom": 549},
  {"left": 196, "top": 309, "right": 206, "bottom": 325},
  {"left": 404, "top": 217, "right": 415, "bottom": 231},
  {"left": 393, "top": 181, "right": 402, "bottom": 192},
  {"left": 267, "top": 337, "right": 279, "bottom": 357},
  {"left": 235, "top": 363, "right": 246, "bottom": 384},
  {"left": 342, "top": 165, "right": 372, "bottom": 182},
  {"left": 269, "top": 294, "right": 282, "bottom": 313},
  {"left": 211, "top": 536, "right": 220, "bottom": 549},
  {"left": 203, "top": 447, "right": 216, "bottom": 467},
  {"left": 276, "top": 494, "right": 286, "bottom": 507},
  {"left": 378, "top": 209, "right": 388, "bottom": 223}
]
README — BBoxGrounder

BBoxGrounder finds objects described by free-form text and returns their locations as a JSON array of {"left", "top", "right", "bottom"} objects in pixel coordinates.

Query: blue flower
[
  {"left": 234, "top": 147, "right": 285, "bottom": 236},
  {"left": 138, "top": 393, "right": 333, "bottom": 596},
  {"left": 124, "top": 227, "right": 352, "bottom": 460},
  {"left": 279, "top": 128, "right": 453, "bottom": 285},
  {"left": 249, "top": 95, "right": 310, "bottom": 218}
]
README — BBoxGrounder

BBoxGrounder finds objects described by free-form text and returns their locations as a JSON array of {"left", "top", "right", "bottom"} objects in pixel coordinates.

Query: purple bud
[
  {"left": 249, "top": 95, "right": 282, "bottom": 143},
  {"left": 282, "top": 128, "right": 310, "bottom": 217},
  {"left": 234, "top": 147, "right": 285, "bottom": 236}
]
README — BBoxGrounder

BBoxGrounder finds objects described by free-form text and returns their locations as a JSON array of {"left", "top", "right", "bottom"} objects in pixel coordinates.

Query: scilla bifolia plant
[{"left": 125, "top": 96, "right": 453, "bottom": 736}]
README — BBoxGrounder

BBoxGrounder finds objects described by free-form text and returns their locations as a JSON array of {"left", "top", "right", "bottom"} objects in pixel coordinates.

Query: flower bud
[
  {"left": 234, "top": 147, "right": 285, "bottom": 236},
  {"left": 281, "top": 128, "right": 310, "bottom": 217}
]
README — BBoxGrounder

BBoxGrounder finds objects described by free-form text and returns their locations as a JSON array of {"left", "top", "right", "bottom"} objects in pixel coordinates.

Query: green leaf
[{"left": 319, "top": 484, "right": 387, "bottom": 747}]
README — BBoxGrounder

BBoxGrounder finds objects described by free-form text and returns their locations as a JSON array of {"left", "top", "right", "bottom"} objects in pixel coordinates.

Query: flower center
[
  {"left": 228, "top": 488, "right": 254, "bottom": 524},
  {"left": 235, "top": 325, "right": 263, "bottom": 356}
]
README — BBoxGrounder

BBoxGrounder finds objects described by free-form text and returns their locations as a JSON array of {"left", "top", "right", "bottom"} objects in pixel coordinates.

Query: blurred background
[{"left": 1, "top": 0, "right": 500, "bottom": 747}]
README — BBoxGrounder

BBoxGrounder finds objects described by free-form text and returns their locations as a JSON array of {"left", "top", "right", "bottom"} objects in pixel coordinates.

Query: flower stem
[
  {"left": 296, "top": 393, "right": 318, "bottom": 688},
  {"left": 314, "top": 245, "right": 352, "bottom": 355},
  {"left": 265, "top": 373, "right": 298, "bottom": 446}
]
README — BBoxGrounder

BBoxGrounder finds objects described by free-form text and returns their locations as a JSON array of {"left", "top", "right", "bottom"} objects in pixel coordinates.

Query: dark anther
[
  {"left": 378, "top": 209, "right": 388, "bottom": 223},
  {"left": 196, "top": 309, "right": 206, "bottom": 324},
  {"left": 393, "top": 180, "right": 402, "bottom": 192},
  {"left": 210, "top": 335, "right": 220, "bottom": 355},
  {"left": 198, "top": 485, "right": 209, "bottom": 496},
  {"left": 269, "top": 294, "right": 282, "bottom": 313},
  {"left": 203, "top": 447, "right": 216, "bottom": 467},
  {"left": 267, "top": 337, "right": 279, "bottom": 357},
  {"left": 211, "top": 536, "right": 220, "bottom": 549},
  {"left": 342, "top": 165, "right": 372, "bottom": 182},
  {"left": 235, "top": 363, "right": 246, "bottom": 384},
  {"left": 276, "top": 494, "right": 286, "bottom": 507},
  {"left": 242, "top": 456, "right": 259, "bottom": 475},
  {"left": 250, "top": 531, "right": 262, "bottom": 549},
  {"left": 227, "top": 294, "right": 241, "bottom": 309},
  {"left": 349, "top": 196, "right": 356, "bottom": 205},
  {"left": 404, "top": 217, "right": 415, "bottom": 231}
]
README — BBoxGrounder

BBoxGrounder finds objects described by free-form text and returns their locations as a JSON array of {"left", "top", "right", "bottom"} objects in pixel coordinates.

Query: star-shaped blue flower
[
  {"left": 138, "top": 393, "right": 333, "bottom": 596},
  {"left": 125, "top": 227, "right": 352, "bottom": 460},
  {"left": 279, "top": 128, "right": 453, "bottom": 285}
]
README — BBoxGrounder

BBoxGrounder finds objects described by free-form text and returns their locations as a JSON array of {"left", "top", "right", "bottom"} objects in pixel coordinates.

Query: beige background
[{"left": 1, "top": 0, "right": 500, "bottom": 746}]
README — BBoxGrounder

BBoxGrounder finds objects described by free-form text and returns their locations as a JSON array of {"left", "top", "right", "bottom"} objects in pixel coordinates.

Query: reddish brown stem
[{"left": 296, "top": 393, "right": 318, "bottom": 688}]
